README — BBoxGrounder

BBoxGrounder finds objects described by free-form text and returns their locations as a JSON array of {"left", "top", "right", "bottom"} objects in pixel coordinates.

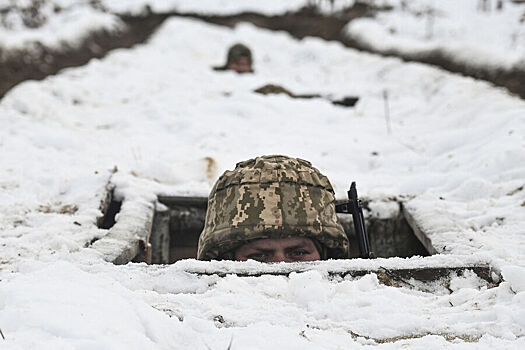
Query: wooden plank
[
  {"left": 158, "top": 195, "right": 208, "bottom": 209},
  {"left": 90, "top": 198, "right": 155, "bottom": 265},
  {"left": 401, "top": 204, "right": 438, "bottom": 255},
  {"left": 185, "top": 265, "right": 499, "bottom": 288},
  {"left": 150, "top": 208, "right": 171, "bottom": 264}
]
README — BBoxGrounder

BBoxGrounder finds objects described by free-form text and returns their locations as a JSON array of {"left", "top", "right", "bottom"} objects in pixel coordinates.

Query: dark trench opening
[
  {"left": 151, "top": 196, "right": 431, "bottom": 264},
  {"left": 97, "top": 188, "right": 122, "bottom": 230}
]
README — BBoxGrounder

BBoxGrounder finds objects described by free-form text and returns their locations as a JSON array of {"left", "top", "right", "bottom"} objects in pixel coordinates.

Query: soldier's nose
[{"left": 269, "top": 252, "right": 289, "bottom": 263}]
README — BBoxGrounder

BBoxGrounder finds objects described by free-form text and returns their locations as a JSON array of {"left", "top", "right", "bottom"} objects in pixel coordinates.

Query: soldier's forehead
[{"left": 238, "top": 237, "right": 315, "bottom": 249}]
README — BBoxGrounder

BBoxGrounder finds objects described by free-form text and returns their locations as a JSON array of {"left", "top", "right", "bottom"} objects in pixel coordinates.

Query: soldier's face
[
  {"left": 227, "top": 57, "right": 252, "bottom": 73},
  {"left": 234, "top": 237, "right": 321, "bottom": 262}
]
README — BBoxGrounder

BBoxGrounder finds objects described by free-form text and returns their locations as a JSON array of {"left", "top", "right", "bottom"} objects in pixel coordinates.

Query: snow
[
  {"left": 0, "top": 1, "right": 123, "bottom": 50},
  {"left": 101, "top": 0, "right": 307, "bottom": 16},
  {"left": 345, "top": 0, "right": 525, "bottom": 71},
  {"left": 0, "top": 0, "right": 308, "bottom": 50},
  {"left": 1, "top": 259, "right": 524, "bottom": 348},
  {"left": 368, "top": 199, "right": 399, "bottom": 219},
  {"left": 502, "top": 266, "right": 525, "bottom": 293},
  {"left": 1, "top": 3, "right": 525, "bottom": 349}
]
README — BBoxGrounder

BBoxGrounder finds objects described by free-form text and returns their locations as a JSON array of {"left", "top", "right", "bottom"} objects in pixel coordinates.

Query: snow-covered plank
[
  {"left": 90, "top": 197, "right": 155, "bottom": 265},
  {"left": 176, "top": 256, "right": 499, "bottom": 286},
  {"left": 402, "top": 203, "right": 439, "bottom": 255}
]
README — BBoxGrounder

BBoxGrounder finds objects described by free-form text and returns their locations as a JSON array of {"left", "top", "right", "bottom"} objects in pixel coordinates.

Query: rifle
[
  {"left": 253, "top": 84, "right": 360, "bottom": 108},
  {"left": 335, "top": 182, "right": 375, "bottom": 259}
]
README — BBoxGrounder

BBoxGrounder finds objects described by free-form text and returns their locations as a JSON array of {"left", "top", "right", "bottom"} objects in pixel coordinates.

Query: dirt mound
[
  {"left": 181, "top": 5, "right": 525, "bottom": 99},
  {"left": 1, "top": 3, "right": 524, "bottom": 100},
  {"left": 0, "top": 13, "right": 168, "bottom": 99}
]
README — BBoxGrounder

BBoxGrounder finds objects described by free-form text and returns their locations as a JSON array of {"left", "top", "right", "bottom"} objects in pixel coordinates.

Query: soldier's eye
[
  {"left": 246, "top": 253, "right": 269, "bottom": 261},
  {"left": 291, "top": 249, "right": 309, "bottom": 257}
]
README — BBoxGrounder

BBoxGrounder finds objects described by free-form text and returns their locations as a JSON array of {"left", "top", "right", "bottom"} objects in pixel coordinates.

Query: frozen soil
[
  {"left": 0, "top": 14, "right": 166, "bottom": 99},
  {"left": 2, "top": 2, "right": 524, "bottom": 99},
  {"left": 177, "top": 4, "right": 525, "bottom": 99}
]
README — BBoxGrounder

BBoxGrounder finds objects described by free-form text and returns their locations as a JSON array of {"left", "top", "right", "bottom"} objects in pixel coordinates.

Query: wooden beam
[
  {"left": 90, "top": 198, "right": 155, "bottom": 265},
  {"left": 401, "top": 204, "right": 438, "bottom": 255},
  {"left": 158, "top": 195, "right": 208, "bottom": 209},
  {"left": 184, "top": 264, "right": 499, "bottom": 288}
]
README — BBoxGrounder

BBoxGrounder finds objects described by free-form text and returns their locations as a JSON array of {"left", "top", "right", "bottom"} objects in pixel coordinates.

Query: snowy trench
[{"left": 0, "top": 12, "right": 525, "bottom": 350}]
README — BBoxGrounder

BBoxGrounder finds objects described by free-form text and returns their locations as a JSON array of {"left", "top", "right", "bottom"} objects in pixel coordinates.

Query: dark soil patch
[
  {"left": 0, "top": 13, "right": 169, "bottom": 99},
  {"left": 343, "top": 39, "right": 525, "bottom": 100},
  {"left": 178, "top": 4, "right": 375, "bottom": 42}
]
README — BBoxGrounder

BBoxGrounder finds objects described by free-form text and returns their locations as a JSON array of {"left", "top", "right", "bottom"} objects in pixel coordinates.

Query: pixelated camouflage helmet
[
  {"left": 226, "top": 43, "right": 252, "bottom": 65},
  {"left": 197, "top": 155, "right": 349, "bottom": 260}
]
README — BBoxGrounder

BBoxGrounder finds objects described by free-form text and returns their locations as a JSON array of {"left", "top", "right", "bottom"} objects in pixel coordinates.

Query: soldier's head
[
  {"left": 197, "top": 155, "right": 349, "bottom": 262},
  {"left": 225, "top": 43, "right": 253, "bottom": 73}
]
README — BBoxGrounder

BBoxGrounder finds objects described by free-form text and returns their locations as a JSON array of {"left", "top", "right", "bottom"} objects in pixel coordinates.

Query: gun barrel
[
  {"left": 354, "top": 205, "right": 371, "bottom": 258},
  {"left": 349, "top": 182, "right": 357, "bottom": 201},
  {"left": 348, "top": 182, "right": 374, "bottom": 259}
]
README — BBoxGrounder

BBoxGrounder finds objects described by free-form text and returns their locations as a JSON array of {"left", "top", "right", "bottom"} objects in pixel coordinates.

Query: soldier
[
  {"left": 213, "top": 43, "right": 254, "bottom": 73},
  {"left": 197, "top": 155, "right": 349, "bottom": 262}
]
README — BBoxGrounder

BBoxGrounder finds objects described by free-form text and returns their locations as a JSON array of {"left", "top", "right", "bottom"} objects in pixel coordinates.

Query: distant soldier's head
[
  {"left": 197, "top": 155, "right": 349, "bottom": 262},
  {"left": 225, "top": 43, "right": 253, "bottom": 73}
]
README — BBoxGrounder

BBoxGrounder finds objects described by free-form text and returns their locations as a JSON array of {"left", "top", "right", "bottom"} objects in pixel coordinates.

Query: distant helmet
[
  {"left": 197, "top": 155, "right": 349, "bottom": 260},
  {"left": 226, "top": 43, "right": 252, "bottom": 65}
]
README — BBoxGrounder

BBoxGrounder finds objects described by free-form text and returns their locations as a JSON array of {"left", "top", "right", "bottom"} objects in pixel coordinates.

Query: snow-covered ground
[
  {"left": 0, "top": 0, "right": 307, "bottom": 50},
  {"left": 2, "top": 0, "right": 523, "bottom": 86},
  {"left": 0, "top": 0, "right": 123, "bottom": 50},
  {"left": 100, "top": 0, "right": 307, "bottom": 16},
  {"left": 345, "top": 0, "right": 525, "bottom": 70},
  {"left": 1, "top": 7, "right": 525, "bottom": 350}
]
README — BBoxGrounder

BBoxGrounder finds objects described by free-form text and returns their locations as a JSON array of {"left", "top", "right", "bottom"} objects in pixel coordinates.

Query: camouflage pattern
[
  {"left": 226, "top": 43, "right": 252, "bottom": 65},
  {"left": 197, "top": 155, "right": 349, "bottom": 260}
]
